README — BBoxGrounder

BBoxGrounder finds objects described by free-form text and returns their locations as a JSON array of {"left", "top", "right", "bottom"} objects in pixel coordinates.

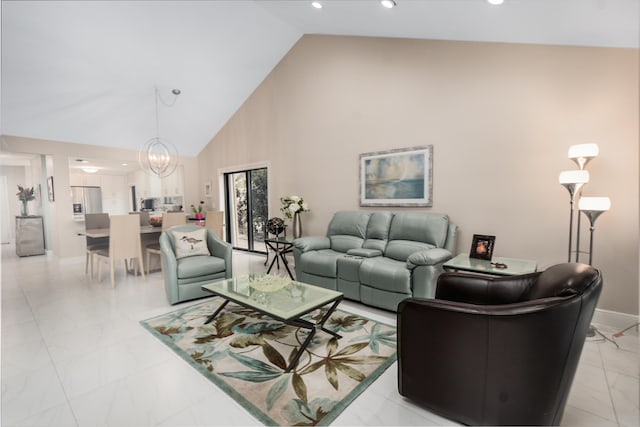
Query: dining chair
[
  {"left": 145, "top": 211, "right": 187, "bottom": 274},
  {"left": 205, "top": 210, "right": 225, "bottom": 239},
  {"left": 129, "top": 211, "right": 150, "bottom": 226},
  {"left": 94, "top": 214, "right": 145, "bottom": 288},
  {"left": 84, "top": 213, "right": 110, "bottom": 277}
]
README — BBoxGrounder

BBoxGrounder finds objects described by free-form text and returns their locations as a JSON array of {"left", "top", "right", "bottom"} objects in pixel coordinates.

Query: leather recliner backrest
[
  {"left": 526, "top": 262, "right": 601, "bottom": 300},
  {"left": 362, "top": 211, "right": 393, "bottom": 252},
  {"left": 327, "top": 211, "right": 371, "bottom": 253},
  {"left": 385, "top": 212, "right": 449, "bottom": 261}
]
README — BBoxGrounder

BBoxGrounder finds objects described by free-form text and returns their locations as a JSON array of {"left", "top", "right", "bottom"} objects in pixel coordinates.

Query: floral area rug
[{"left": 140, "top": 298, "right": 397, "bottom": 426}]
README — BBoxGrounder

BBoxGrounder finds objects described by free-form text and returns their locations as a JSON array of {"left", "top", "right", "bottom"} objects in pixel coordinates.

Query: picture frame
[
  {"left": 204, "top": 180, "right": 212, "bottom": 197},
  {"left": 359, "top": 145, "right": 433, "bottom": 207},
  {"left": 469, "top": 234, "right": 495, "bottom": 260},
  {"left": 47, "top": 176, "right": 55, "bottom": 202}
]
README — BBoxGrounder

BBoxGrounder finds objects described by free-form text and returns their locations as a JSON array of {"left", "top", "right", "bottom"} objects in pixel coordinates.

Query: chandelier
[{"left": 138, "top": 87, "right": 180, "bottom": 178}]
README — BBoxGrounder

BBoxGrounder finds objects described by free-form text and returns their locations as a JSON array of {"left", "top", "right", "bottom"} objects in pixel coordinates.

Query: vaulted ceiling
[{"left": 1, "top": 0, "right": 638, "bottom": 158}]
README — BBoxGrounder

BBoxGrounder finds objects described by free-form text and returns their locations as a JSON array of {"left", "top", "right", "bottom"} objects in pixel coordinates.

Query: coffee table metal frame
[{"left": 202, "top": 275, "right": 343, "bottom": 372}]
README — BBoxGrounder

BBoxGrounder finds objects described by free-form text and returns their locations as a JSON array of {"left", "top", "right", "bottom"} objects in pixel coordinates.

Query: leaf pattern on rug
[{"left": 141, "top": 299, "right": 396, "bottom": 426}]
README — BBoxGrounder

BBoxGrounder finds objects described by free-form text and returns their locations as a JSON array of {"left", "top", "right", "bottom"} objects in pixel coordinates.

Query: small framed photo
[
  {"left": 470, "top": 234, "right": 495, "bottom": 260},
  {"left": 204, "top": 180, "right": 212, "bottom": 197}
]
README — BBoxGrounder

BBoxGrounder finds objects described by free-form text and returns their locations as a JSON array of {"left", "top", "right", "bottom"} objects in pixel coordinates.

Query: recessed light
[
  {"left": 381, "top": 0, "right": 396, "bottom": 8},
  {"left": 75, "top": 159, "right": 89, "bottom": 163},
  {"left": 487, "top": 0, "right": 504, "bottom": 5},
  {"left": 121, "top": 163, "right": 128, "bottom": 167},
  {"left": 82, "top": 167, "right": 98, "bottom": 174},
  {"left": 311, "top": 1, "right": 322, "bottom": 9}
]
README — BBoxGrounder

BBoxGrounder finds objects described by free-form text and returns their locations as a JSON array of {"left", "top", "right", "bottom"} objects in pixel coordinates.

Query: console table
[{"left": 443, "top": 253, "right": 537, "bottom": 276}]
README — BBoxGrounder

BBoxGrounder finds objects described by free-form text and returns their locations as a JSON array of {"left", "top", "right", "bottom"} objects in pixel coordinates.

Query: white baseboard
[{"left": 592, "top": 308, "right": 639, "bottom": 333}]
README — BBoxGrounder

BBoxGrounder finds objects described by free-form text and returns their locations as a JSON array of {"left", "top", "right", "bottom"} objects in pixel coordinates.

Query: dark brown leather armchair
[{"left": 397, "top": 263, "right": 602, "bottom": 426}]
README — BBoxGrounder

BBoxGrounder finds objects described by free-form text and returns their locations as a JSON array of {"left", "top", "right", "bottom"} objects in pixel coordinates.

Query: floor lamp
[
  {"left": 568, "top": 144, "right": 599, "bottom": 262},
  {"left": 579, "top": 196, "right": 612, "bottom": 340},
  {"left": 578, "top": 197, "right": 611, "bottom": 265},
  {"left": 559, "top": 170, "right": 589, "bottom": 262}
]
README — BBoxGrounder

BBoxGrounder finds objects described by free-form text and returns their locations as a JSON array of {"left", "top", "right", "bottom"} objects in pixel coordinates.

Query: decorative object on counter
[
  {"left": 280, "top": 195, "right": 309, "bottom": 239},
  {"left": 191, "top": 201, "right": 205, "bottom": 220},
  {"left": 16, "top": 185, "right": 35, "bottom": 216},
  {"left": 138, "top": 86, "right": 180, "bottom": 178},
  {"left": 149, "top": 216, "right": 163, "bottom": 227}
]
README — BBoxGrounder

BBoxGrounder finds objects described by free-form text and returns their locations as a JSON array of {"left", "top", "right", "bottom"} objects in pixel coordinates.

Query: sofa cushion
[
  {"left": 327, "top": 211, "right": 370, "bottom": 252},
  {"left": 389, "top": 212, "right": 449, "bottom": 248},
  {"left": 177, "top": 255, "right": 226, "bottom": 279},
  {"left": 385, "top": 240, "right": 435, "bottom": 262},
  {"left": 359, "top": 257, "right": 412, "bottom": 294},
  {"left": 172, "top": 228, "right": 210, "bottom": 259},
  {"left": 362, "top": 211, "right": 393, "bottom": 252},
  {"left": 329, "top": 235, "right": 365, "bottom": 253},
  {"left": 300, "top": 249, "right": 345, "bottom": 278}
]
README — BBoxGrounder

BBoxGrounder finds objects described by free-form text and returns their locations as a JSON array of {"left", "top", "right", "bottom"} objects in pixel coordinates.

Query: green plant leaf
[
  {"left": 292, "top": 372, "right": 308, "bottom": 402},
  {"left": 266, "top": 375, "right": 290, "bottom": 411},
  {"left": 262, "top": 342, "right": 287, "bottom": 370},
  {"left": 229, "top": 350, "right": 281, "bottom": 374}
]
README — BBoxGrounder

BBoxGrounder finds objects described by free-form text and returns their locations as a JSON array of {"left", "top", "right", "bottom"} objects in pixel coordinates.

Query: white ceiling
[{"left": 1, "top": 0, "right": 638, "bottom": 158}]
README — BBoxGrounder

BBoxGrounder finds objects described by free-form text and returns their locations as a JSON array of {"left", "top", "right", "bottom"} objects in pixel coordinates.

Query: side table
[
  {"left": 264, "top": 236, "right": 295, "bottom": 279},
  {"left": 443, "top": 253, "right": 537, "bottom": 276}
]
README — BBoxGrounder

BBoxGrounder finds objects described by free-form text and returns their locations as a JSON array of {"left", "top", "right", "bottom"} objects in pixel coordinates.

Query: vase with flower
[
  {"left": 16, "top": 185, "right": 35, "bottom": 217},
  {"left": 191, "top": 201, "right": 205, "bottom": 220},
  {"left": 280, "top": 195, "right": 309, "bottom": 239}
]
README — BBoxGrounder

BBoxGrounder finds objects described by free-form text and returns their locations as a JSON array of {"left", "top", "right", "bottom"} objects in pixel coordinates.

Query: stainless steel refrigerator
[{"left": 71, "top": 186, "right": 103, "bottom": 217}]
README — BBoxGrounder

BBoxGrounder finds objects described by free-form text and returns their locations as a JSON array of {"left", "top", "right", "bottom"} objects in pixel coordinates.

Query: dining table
[
  {"left": 82, "top": 225, "right": 162, "bottom": 239},
  {"left": 80, "top": 226, "right": 163, "bottom": 273}
]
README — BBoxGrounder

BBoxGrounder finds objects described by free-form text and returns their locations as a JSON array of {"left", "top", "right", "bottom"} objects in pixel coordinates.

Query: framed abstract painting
[{"left": 359, "top": 145, "right": 433, "bottom": 207}]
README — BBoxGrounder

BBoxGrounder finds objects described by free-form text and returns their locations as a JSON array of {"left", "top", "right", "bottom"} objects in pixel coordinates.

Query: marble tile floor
[{"left": 1, "top": 245, "right": 638, "bottom": 426}]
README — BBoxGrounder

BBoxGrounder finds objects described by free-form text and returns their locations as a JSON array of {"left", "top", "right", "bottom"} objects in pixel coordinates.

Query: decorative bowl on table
[{"left": 150, "top": 217, "right": 163, "bottom": 227}]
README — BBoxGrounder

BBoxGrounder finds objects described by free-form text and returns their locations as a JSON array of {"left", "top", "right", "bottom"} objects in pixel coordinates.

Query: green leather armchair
[{"left": 160, "top": 224, "right": 233, "bottom": 305}]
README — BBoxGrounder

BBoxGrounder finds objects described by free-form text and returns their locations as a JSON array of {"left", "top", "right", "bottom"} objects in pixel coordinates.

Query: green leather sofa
[
  {"left": 293, "top": 211, "right": 457, "bottom": 311},
  {"left": 160, "top": 224, "right": 233, "bottom": 305}
]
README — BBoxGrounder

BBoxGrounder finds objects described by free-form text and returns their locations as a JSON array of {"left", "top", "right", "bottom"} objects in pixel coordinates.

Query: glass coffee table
[{"left": 201, "top": 274, "right": 343, "bottom": 372}]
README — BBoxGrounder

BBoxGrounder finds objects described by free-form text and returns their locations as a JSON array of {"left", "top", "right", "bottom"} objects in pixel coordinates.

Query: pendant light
[{"left": 138, "top": 87, "right": 181, "bottom": 178}]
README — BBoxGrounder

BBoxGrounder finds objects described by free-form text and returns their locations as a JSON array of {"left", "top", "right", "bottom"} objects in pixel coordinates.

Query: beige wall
[
  {"left": 199, "top": 35, "right": 639, "bottom": 316},
  {"left": 1, "top": 135, "right": 200, "bottom": 258}
]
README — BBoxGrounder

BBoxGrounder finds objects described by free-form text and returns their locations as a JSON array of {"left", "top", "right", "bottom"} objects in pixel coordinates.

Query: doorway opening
[{"left": 224, "top": 167, "right": 268, "bottom": 253}]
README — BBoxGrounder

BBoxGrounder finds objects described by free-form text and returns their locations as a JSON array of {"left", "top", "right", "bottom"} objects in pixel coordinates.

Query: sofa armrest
[
  {"left": 347, "top": 248, "right": 382, "bottom": 258},
  {"left": 160, "top": 233, "right": 179, "bottom": 304},
  {"left": 207, "top": 233, "right": 233, "bottom": 278},
  {"left": 406, "top": 248, "right": 452, "bottom": 269},
  {"left": 293, "top": 236, "right": 330, "bottom": 252}
]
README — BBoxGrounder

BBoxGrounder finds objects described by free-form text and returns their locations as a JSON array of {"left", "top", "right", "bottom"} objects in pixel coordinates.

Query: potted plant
[
  {"left": 191, "top": 201, "right": 205, "bottom": 220},
  {"left": 16, "top": 185, "right": 35, "bottom": 217}
]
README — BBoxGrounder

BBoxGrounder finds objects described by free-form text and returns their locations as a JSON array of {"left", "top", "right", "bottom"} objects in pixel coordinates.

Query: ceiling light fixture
[
  {"left": 487, "top": 0, "right": 504, "bottom": 5},
  {"left": 139, "top": 87, "right": 180, "bottom": 178},
  {"left": 311, "top": 1, "right": 322, "bottom": 9},
  {"left": 81, "top": 167, "right": 98, "bottom": 174},
  {"left": 381, "top": 0, "right": 396, "bottom": 9}
]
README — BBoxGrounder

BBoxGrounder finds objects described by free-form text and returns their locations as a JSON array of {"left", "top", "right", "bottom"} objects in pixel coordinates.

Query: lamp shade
[
  {"left": 559, "top": 170, "right": 589, "bottom": 184},
  {"left": 568, "top": 144, "right": 599, "bottom": 159},
  {"left": 579, "top": 197, "right": 611, "bottom": 212}
]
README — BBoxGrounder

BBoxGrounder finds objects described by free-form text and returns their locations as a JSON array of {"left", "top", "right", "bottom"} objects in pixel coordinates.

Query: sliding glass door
[{"left": 224, "top": 167, "right": 268, "bottom": 253}]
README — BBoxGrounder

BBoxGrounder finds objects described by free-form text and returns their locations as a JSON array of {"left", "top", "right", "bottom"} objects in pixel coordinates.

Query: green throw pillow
[{"left": 173, "top": 229, "right": 210, "bottom": 259}]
